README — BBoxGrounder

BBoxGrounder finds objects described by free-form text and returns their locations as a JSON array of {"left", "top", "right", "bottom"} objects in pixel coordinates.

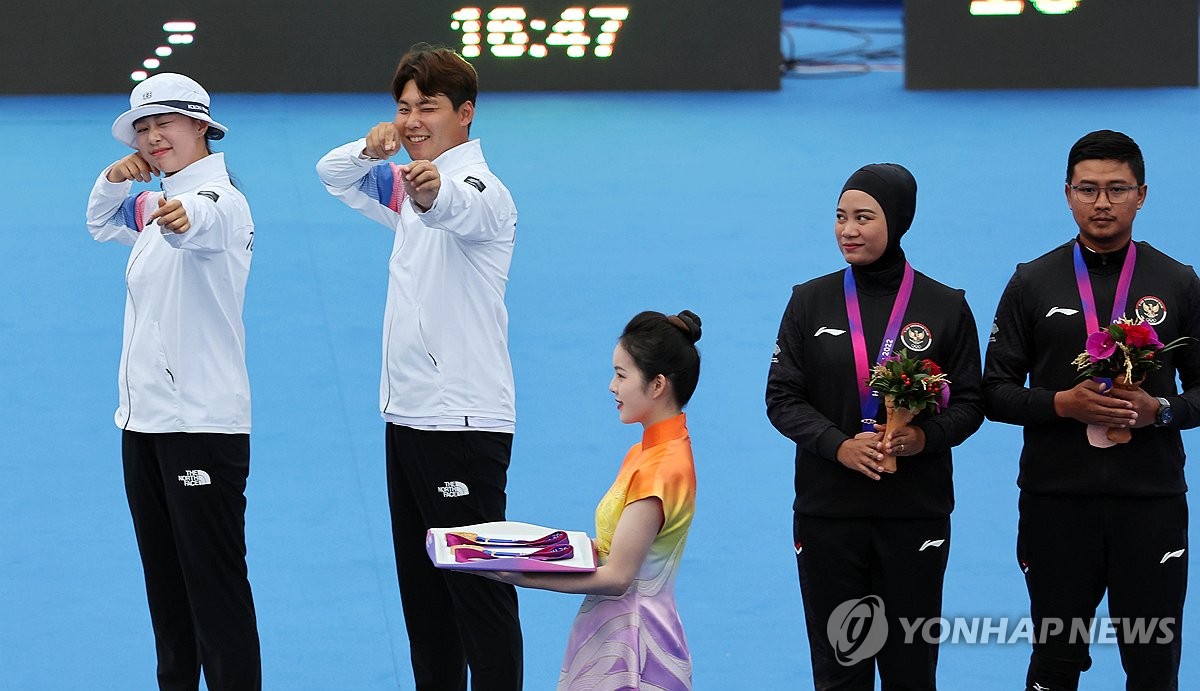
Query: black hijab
[{"left": 841, "top": 163, "right": 918, "bottom": 276}]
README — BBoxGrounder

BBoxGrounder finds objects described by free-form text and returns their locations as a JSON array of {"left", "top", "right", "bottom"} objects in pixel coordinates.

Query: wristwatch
[{"left": 1155, "top": 397, "right": 1174, "bottom": 427}]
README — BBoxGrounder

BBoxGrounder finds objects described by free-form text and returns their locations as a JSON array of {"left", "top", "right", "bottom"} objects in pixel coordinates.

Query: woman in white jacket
[{"left": 85, "top": 72, "right": 260, "bottom": 691}]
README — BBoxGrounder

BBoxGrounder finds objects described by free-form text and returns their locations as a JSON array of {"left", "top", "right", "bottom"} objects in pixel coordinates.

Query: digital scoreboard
[
  {"left": 0, "top": 1, "right": 780, "bottom": 93},
  {"left": 905, "top": 0, "right": 1198, "bottom": 89}
]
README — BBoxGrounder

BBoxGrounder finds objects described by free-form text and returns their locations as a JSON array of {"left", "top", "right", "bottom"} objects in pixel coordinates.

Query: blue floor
[{"left": 4, "top": 15, "right": 1200, "bottom": 690}]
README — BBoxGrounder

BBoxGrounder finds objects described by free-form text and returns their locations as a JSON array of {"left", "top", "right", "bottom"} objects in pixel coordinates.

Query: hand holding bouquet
[
  {"left": 1071, "top": 317, "right": 1193, "bottom": 446},
  {"left": 866, "top": 349, "right": 951, "bottom": 471}
]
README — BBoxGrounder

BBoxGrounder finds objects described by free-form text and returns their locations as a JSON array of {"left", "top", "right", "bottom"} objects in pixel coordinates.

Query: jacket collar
[
  {"left": 642, "top": 413, "right": 689, "bottom": 449},
  {"left": 1077, "top": 236, "right": 1132, "bottom": 273},
  {"left": 432, "top": 139, "right": 484, "bottom": 173},
  {"left": 162, "top": 153, "right": 228, "bottom": 196}
]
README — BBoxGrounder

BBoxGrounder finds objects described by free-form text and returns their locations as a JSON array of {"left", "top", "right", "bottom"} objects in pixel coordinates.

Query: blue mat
[{"left": 4, "top": 34, "right": 1200, "bottom": 691}]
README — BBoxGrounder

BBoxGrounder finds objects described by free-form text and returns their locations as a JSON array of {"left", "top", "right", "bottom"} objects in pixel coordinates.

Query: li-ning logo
[
  {"left": 1161, "top": 549, "right": 1186, "bottom": 564},
  {"left": 919, "top": 539, "right": 946, "bottom": 552},
  {"left": 1033, "top": 683, "right": 1052, "bottom": 691},
  {"left": 814, "top": 327, "right": 847, "bottom": 337},
  {"left": 1045, "top": 307, "right": 1079, "bottom": 318},
  {"left": 177, "top": 470, "right": 211, "bottom": 486},
  {"left": 827, "top": 595, "right": 888, "bottom": 666},
  {"left": 437, "top": 481, "right": 470, "bottom": 498}
]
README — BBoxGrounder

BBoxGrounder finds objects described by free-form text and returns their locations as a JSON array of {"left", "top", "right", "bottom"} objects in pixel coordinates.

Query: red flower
[
  {"left": 1122, "top": 323, "right": 1155, "bottom": 348},
  {"left": 867, "top": 349, "right": 953, "bottom": 415}
]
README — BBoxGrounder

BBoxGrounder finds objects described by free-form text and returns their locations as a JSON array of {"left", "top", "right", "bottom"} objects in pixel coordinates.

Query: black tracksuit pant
[
  {"left": 386, "top": 423, "right": 523, "bottom": 691},
  {"left": 794, "top": 514, "right": 951, "bottom": 691},
  {"left": 1019, "top": 492, "right": 1188, "bottom": 691},
  {"left": 122, "top": 431, "right": 261, "bottom": 691}
]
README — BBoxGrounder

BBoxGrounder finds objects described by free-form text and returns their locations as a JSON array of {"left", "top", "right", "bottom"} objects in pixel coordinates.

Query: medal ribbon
[
  {"left": 1073, "top": 241, "right": 1136, "bottom": 336},
  {"left": 845, "top": 262, "right": 915, "bottom": 432}
]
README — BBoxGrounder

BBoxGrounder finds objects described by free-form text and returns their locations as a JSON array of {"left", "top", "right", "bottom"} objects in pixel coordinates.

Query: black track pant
[
  {"left": 794, "top": 513, "right": 951, "bottom": 691},
  {"left": 386, "top": 424, "right": 523, "bottom": 691},
  {"left": 1019, "top": 492, "right": 1188, "bottom": 691},
  {"left": 122, "top": 431, "right": 261, "bottom": 691}
]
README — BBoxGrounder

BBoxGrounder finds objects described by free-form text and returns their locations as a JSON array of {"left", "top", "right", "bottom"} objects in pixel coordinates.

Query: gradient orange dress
[{"left": 557, "top": 413, "right": 697, "bottom": 690}]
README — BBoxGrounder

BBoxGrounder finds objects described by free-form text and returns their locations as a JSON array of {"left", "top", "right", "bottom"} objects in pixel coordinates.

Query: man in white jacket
[{"left": 316, "top": 44, "right": 522, "bottom": 690}]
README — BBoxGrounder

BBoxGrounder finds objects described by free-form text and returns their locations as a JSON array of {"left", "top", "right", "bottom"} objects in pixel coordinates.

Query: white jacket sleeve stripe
[
  {"left": 86, "top": 173, "right": 143, "bottom": 246},
  {"left": 316, "top": 140, "right": 404, "bottom": 230}
]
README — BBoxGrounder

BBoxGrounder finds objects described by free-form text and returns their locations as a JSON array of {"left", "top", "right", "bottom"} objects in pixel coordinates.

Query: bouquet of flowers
[
  {"left": 1072, "top": 318, "right": 1191, "bottom": 384},
  {"left": 866, "top": 349, "right": 951, "bottom": 471},
  {"left": 1071, "top": 317, "right": 1193, "bottom": 446}
]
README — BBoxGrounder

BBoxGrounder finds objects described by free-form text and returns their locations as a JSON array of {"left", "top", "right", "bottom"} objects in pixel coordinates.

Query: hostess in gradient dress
[{"left": 558, "top": 413, "right": 697, "bottom": 690}]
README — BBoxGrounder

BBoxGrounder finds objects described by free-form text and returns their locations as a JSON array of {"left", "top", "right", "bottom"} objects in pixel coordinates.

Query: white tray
[{"left": 426, "top": 521, "right": 597, "bottom": 572}]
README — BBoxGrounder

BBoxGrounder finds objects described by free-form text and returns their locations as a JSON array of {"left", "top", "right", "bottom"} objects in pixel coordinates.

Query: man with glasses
[{"left": 984, "top": 130, "right": 1200, "bottom": 691}]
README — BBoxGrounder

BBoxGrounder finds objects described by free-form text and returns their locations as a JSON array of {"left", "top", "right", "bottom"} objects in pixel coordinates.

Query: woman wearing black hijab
[{"left": 766, "top": 164, "right": 984, "bottom": 689}]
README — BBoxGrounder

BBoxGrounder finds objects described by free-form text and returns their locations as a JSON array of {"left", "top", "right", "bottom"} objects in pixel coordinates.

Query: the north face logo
[
  {"left": 437, "top": 481, "right": 470, "bottom": 498},
  {"left": 178, "top": 470, "right": 211, "bottom": 487}
]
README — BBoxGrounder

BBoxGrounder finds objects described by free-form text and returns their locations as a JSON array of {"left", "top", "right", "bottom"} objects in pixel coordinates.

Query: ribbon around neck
[
  {"left": 844, "top": 262, "right": 915, "bottom": 432},
  {"left": 1073, "top": 240, "right": 1136, "bottom": 336}
]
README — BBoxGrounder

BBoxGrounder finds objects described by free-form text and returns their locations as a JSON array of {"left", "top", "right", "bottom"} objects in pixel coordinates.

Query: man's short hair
[
  {"left": 391, "top": 43, "right": 478, "bottom": 110},
  {"left": 1066, "top": 129, "right": 1145, "bottom": 185}
]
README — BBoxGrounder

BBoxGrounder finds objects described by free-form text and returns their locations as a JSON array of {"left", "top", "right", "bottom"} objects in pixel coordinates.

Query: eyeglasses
[{"left": 1069, "top": 184, "right": 1141, "bottom": 204}]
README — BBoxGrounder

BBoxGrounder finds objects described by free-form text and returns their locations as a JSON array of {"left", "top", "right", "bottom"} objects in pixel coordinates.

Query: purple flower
[
  {"left": 1086, "top": 331, "right": 1117, "bottom": 361},
  {"left": 1147, "top": 325, "right": 1164, "bottom": 349}
]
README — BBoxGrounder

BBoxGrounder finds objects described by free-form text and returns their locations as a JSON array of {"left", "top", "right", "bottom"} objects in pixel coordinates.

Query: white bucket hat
[{"left": 111, "top": 73, "right": 227, "bottom": 148}]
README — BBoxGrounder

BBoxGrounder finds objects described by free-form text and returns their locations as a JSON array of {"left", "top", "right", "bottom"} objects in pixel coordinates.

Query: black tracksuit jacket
[
  {"left": 767, "top": 260, "right": 985, "bottom": 518},
  {"left": 983, "top": 238, "right": 1200, "bottom": 497}
]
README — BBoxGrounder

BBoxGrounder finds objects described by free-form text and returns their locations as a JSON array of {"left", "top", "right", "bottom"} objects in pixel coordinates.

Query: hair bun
[{"left": 674, "top": 310, "right": 702, "bottom": 344}]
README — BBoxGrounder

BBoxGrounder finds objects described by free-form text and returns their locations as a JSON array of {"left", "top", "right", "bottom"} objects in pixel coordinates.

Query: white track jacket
[
  {"left": 316, "top": 139, "right": 517, "bottom": 428},
  {"left": 86, "top": 153, "right": 253, "bottom": 433}
]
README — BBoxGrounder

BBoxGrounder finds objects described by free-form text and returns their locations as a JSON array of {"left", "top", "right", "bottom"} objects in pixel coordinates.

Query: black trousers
[
  {"left": 794, "top": 514, "right": 951, "bottom": 691},
  {"left": 1019, "top": 492, "right": 1188, "bottom": 691},
  {"left": 122, "top": 431, "right": 261, "bottom": 691},
  {"left": 386, "top": 424, "right": 523, "bottom": 691}
]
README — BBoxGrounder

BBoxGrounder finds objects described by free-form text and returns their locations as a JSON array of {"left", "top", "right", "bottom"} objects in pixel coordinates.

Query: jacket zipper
[{"left": 122, "top": 240, "right": 152, "bottom": 430}]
